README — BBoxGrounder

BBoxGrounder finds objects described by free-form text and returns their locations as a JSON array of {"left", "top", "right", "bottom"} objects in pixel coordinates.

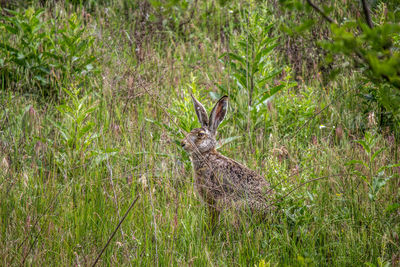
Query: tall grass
[{"left": 0, "top": 1, "right": 399, "bottom": 266}]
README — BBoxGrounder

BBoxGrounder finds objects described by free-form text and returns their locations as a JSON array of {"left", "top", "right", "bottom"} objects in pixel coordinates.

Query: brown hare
[{"left": 181, "top": 95, "right": 274, "bottom": 223}]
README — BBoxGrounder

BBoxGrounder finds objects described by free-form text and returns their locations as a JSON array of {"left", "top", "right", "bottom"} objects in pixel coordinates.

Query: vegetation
[{"left": 0, "top": 0, "right": 399, "bottom": 266}]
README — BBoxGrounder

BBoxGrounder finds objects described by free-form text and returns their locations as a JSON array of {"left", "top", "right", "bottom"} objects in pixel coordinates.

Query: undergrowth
[{"left": 0, "top": 1, "right": 399, "bottom": 266}]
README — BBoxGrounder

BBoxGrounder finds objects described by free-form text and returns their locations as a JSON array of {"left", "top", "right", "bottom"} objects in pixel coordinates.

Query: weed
[
  {"left": 346, "top": 131, "right": 399, "bottom": 201},
  {"left": 0, "top": 7, "right": 97, "bottom": 98},
  {"left": 1, "top": 1, "right": 399, "bottom": 266}
]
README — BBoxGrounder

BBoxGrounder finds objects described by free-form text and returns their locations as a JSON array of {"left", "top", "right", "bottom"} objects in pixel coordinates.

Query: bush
[
  {"left": 218, "top": 6, "right": 296, "bottom": 139},
  {"left": 280, "top": 0, "right": 400, "bottom": 130},
  {"left": 0, "top": 7, "right": 97, "bottom": 99}
]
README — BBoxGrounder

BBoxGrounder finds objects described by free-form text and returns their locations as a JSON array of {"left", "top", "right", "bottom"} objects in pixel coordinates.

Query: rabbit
[{"left": 181, "top": 94, "right": 274, "bottom": 223}]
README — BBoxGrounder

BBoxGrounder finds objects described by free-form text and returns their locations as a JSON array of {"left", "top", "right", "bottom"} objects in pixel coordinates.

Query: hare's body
[
  {"left": 192, "top": 148, "right": 272, "bottom": 213},
  {"left": 181, "top": 95, "right": 273, "bottom": 219}
]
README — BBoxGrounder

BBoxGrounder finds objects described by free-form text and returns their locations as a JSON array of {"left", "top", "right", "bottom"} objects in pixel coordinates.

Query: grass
[{"left": 1, "top": 1, "right": 400, "bottom": 266}]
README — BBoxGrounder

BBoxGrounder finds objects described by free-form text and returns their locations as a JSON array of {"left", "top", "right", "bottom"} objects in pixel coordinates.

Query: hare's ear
[
  {"left": 209, "top": 95, "right": 228, "bottom": 135},
  {"left": 191, "top": 94, "right": 208, "bottom": 127}
]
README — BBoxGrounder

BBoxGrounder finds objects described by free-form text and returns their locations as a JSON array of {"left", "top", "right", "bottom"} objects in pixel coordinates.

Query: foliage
[
  {"left": 280, "top": 0, "right": 400, "bottom": 124},
  {"left": 219, "top": 7, "right": 297, "bottom": 135},
  {"left": 148, "top": 0, "right": 193, "bottom": 29},
  {"left": 145, "top": 79, "right": 205, "bottom": 165},
  {"left": 50, "top": 85, "right": 99, "bottom": 174},
  {"left": 1, "top": 1, "right": 400, "bottom": 266},
  {"left": 148, "top": 77, "right": 240, "bottom": 167},
  {"left": 0, "top": 8, "right": 53, "bottom": 89},
  {"left": 346, "top": 131, "right": 399, "bottom": 201},
  {"left": 0, "top": 8, "right": 96, "bottom": 98}
]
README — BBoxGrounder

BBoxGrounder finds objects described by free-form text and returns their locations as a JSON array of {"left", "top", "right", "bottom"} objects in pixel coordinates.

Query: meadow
[{"left": 0, "top": 0, "right": 399, "bottom": 266}]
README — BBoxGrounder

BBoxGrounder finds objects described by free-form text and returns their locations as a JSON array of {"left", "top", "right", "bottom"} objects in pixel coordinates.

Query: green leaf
[
  {"left": 34, "top": 75, "right": 48, "bottom": 84},
  {"left": 56, "top": 104, "right": 73, "bottom": 114},
  {"left": 355, "top": 140, "right": 370, "bottom": 154},
  {"left": 258, "top": 43, "right": 278, "bottom": 59},
  {"left": 257, "top": 69, "right": 283, "bottom": 87},
  {"left": 371, "top": 147, "right": 385, "bottom": 162},
  {"left": 385, "top": 203, "right": 400, "bottom": 214},
  {"left": 377, "top": 162, "right": 400, "bottom": 173},
  {"left": 257, "top": 84, "right": 285, "bottom": 105},
  {"left": 145, "top": 118, "right": 176, "bottom": 136},
  {"left": 62, "top": 87, "right": 76, "bottom": 100},
  {"left": 260, "top": 34, "right": 276, "bottom": 48},
  {"left": 226, "top": 52, "right": 248, "bottom": 66},
  {"left": 38, "top": 66, "right": 50, "bottom": 74},
  {"left": 49, "top": 119, "right": 70, "bottom": 142},
  {"left": 217, "top": 136, "right": 241, "bottom": 149},
  {"left": 77, "top": 122, "right": 94, "bottom": 139},
  {"left": 209, "top": 91, "right": 221, "bottom": 101},
  {"left": 345, "top": 160, "right": 368, "bottom": 168},
  {"left": 295, "top": 19, "right": 315, "bottom": 33},
  {"left": 369, "top": 174, "right": 390, "bottom": 201},
  {"left": 1, "top": 23, "right": 18, "bottom": 34},
  {"left": 0, "top": 42, "right": 18, "bottom": 53},
  {"left": 233, "top": 73, "right": 248, "bottom": 90}
]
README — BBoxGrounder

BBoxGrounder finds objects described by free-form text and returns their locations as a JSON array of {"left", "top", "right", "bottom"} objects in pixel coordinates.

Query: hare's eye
[{"left": 198, "top": 131, "right": 205, "bottom": 138}]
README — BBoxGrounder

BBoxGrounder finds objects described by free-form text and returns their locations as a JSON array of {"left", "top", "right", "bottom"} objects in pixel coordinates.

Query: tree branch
[
  {"left": 305, "top": 0, "right": 336, "bottom": 24},
  {"left": 361, "top": 0, "right": 374, "bottom": 28}
]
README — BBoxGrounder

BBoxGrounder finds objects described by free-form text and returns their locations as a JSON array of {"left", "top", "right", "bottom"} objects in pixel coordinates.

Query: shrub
[
  {"left": 218, "top": 6, "right": 296, "bottom": 138},
  {"left": 0, "top": 7, "right": 97, "bottom": 99},
  {"left": 280, "top": 0, "right": 400, "bottom": 130}
]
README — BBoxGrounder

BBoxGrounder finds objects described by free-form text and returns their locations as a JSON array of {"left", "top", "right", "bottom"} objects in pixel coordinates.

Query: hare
[{"left": 181, "top": 95, "right": 274, "bottom": 223}]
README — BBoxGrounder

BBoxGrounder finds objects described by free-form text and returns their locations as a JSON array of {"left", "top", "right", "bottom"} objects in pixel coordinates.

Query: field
[{"left": 0, "top": 1, "right": 399, "bottom": 266}]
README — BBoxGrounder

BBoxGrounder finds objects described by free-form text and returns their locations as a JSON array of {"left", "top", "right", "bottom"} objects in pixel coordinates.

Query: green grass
[{"left": 1, "top": 1, "right": 399, "bottom": 266}]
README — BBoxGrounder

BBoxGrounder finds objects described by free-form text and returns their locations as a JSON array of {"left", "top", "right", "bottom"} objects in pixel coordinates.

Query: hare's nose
[{"left": 180, "top": 141, "right": 186, "bottom": 148}]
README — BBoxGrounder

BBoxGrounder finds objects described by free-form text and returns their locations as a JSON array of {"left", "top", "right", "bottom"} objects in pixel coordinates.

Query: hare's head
[{"left": 181, "top": 95, "right": 228, "bottom": 155}]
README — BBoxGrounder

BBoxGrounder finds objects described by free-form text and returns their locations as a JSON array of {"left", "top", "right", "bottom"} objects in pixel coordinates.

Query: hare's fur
[{"left": 181, "top": 95, "right": 273, "bottom": 220}]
